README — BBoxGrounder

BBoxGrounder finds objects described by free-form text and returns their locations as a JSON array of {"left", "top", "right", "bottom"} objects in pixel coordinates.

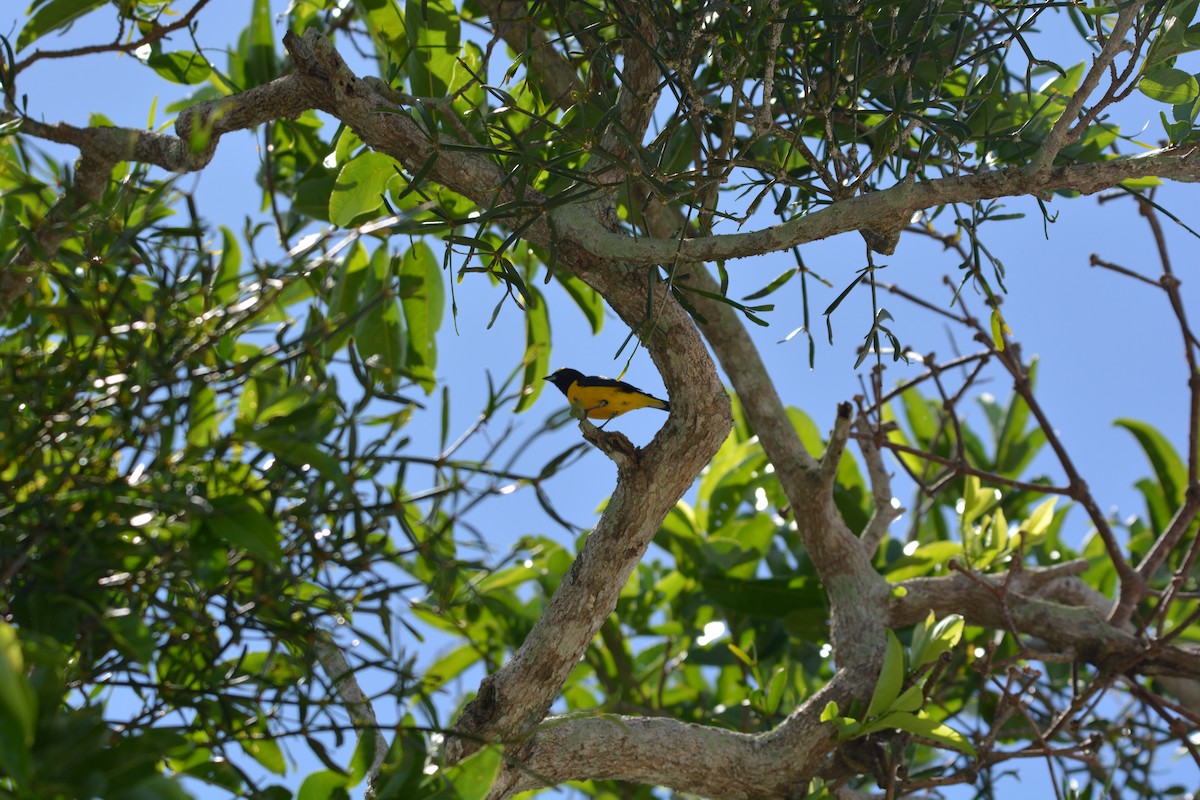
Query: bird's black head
[{"left": 544, "top": 368, "right": 583, "bottom": 396}]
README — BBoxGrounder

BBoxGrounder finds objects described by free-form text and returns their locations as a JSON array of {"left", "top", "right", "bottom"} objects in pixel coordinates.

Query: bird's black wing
[{"left": 574, "top": 374, "right": 649, "bottom": 394}]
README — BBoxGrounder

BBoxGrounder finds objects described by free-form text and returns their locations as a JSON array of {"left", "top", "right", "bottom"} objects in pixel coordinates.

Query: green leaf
[
  {"left": 146, "top": 51, "right": 212, "bottom": 85},
  {"left": 244, "top": 0, "right": 276, "bottom": 88},
  {"left": 425, "top": 644, "right": 481, "bottom": 690},
  {"left": 914, "top": 614, "right": 964, "bottom": 669},
  {"left": 450, "top": 40, "right": 486, "bottom": 120},
  {"left": 354, "top": 0, "right": 410, "bottom": 66},
  {"left": 0, "top": 622, "right": 35, "bottom": 786},
  {"left": 514, "top": 286, "right": 550, "bottom": 412},
  {"left": 1139, "top": 67, "right": 1200, "bottom": 105},
  {"left": 1042, "top": 61, "right": 1086, "bottom": 95},
  {"left": 764, "top": 667, "right": 787, "bottom": 716},
  {"left": 961, "top": 476, "right": 1000, "bottom": 527},
  {"left": 17, "top": 0, "right": 107, "bottom": 51},
  {"left": 297, "top": 769, "right": 350, "bottom": 800},
  {"left": 204, "top": 495, "right": 283, "bottom": 566},
  {"left": 400, "top": 241, "right": 444, "bottom": 394},
  {"left": 885, "top": 541, "right": 963, "bottom": 581},
  {"left": 866, "top": 630, "right": 905, "bottom": 719},
  {"left": 242, "top": 734, "right": 286, "bottom": 776},
  {"left": 253, "top": 385, "right": 315, "bottom": 425},
  {"left": 187, "top": 381, "right": 220, "bottom": 449},
  {"left": 1020, "top": 497, "right": 1057, "bottom": 544},
  {"left": 979, "top": 506, "right": 1009, "bottom": 568},
  {"left": 993, "top": 360, "right": 1044, "bottom": 476},
  {"left": 330, "top": 152, "right": 402, "bottom": 227},
  {"left": 355, "top": 247, "right": 407, "bottom": 392},
  {"left": 700, "top": 575, "right": 824, "bottom": 619},
  {"left": 909, "top": 610, "right": 937, "bottom": 669},
  {"left": 434, "top": 744, "right": 500, "bottom": 800},
  {"left": 214, "top": 226, "right": 242, "bottom": 305},
  {"left": 727, "top": 643, "right": 755, "bottom": 667},
  {"left": 293, "top": 173, "right": 337, "bottom": 222},
  {"left": 872, "top": 711, "right": 976, "bottom": 756},
  {"left": 349, "top": 728, "right": 379, "bottom": 787},
  {"left": 891, "top": 683, "right": 925, "bottom": 714},
  {"left": 406, "top": 0, "right": 461, "bottom": 98},
  {"left": 989, "top": 307, "right": 1009, "bottom": 351},
  {"left": 696, "top": 434, "right": 760, "bottom": 530},
  {"left": 327, "top": 240, "right": 370, "bottom": 352},
  {"left": 819, "top": 700, "right": 862, "bottom": 739},
  {"left": 1116, "top": 418, "right": 1187, "bottom": 511},
  {"left": 1135, "top": 475, "right": 1174, "bottom": 534},
  {"left": 742, "top": 267, "right": 796, "bottom": 301},
  {"left": 898, "top": 388, "right": 941, "bottom": 451}
]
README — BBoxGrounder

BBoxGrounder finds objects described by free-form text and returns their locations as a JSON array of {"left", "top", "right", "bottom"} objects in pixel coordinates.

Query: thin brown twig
[
  {"left": 862, "top": 437, "right": 1074, "bottom": 498},
  {"left": 9, "top": 0, "right": 214, "bottom": 83},
  {"left": 1088, "top": 254, "right": 1160, "bottom": 288},
  {"left": 1123, "top": 678, "right": 1200, "bottom": 769}
]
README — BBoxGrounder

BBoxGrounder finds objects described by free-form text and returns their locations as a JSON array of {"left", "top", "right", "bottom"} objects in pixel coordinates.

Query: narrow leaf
[
  {"left": 866, "top": 630, "right": 905, "bottom": 719},
  {"left": 514, "top": 287, "right": 550, "bottom": 412}
]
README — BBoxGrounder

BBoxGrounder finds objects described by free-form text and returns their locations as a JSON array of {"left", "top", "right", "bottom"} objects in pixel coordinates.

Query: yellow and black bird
[{"left": 544, "top": 368, "right": 670, "bottom": 421}]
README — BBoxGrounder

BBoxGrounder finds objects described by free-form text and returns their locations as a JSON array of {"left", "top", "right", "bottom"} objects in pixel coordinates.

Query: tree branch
[
  {"left": 487, "top": 675, "right": 857, "bottom": 800},
  {"left": 7, "top": 0, "right": 214, "bottom": 84},
  {"left": 560, "top": 151, "right": 1200, "bottom": 264},
  {"left": 312, "top": 632, "right": 388, "bottom": 789},
  {"left": 890, "top": 565, "right": 1200, "bottom": 679},
  {"left": 1028, "top": 0, "right": 1150, "bottom": 175}
]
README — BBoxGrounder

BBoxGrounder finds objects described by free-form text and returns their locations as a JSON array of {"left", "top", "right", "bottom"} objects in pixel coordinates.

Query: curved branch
[
  {"left": 656, "top": 237, "right": 889, "bottom": 667},
  {"left": 890, "top": 564, "right": 1200, "bottom": 679},
  {"left": 560, "top": 152, "right": 1200, "bottom": 264},
  {"left": 487, "top": 675, "right": 856, "bottom": 800}
]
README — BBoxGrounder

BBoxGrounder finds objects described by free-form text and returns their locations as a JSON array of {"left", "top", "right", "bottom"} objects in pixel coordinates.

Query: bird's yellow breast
[{"left": 566, "top": 384, "right": 667, "bottom": 419}]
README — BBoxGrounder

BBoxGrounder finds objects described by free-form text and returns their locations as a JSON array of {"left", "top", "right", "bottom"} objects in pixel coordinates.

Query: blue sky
[{"left": 8, "top": 1, "right": 1199, "bottom": 797}]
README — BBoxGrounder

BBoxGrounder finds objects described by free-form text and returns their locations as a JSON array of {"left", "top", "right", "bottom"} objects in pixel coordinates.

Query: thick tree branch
[
  {"left": 251, "top": 27, "right": 740, "bottom": 772},
  {"left": 488, "top": 675, "right": 857, "bottom": 800},
  {"left": 560, "top": 151, "right": 1200, "bottom": 263},
  {"left": 675, "top": 258, "right": 889, "bottom": 667},
  {"left": 890, "top": 565, "right": 1200, "bottom": 679}
]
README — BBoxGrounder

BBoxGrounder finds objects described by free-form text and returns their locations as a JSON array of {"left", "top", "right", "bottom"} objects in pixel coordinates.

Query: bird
[{"left": 544, "top": 368, "right": 670, "bottom": 421}]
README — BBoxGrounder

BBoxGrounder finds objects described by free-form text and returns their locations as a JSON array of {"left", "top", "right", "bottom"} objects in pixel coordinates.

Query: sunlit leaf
[
  {"left": 866, "top": 629, "right": 905, "bottom": 719},
  {"left": 0, "top": 622, "right": 34, "bottom": 786},
  {"left": 1116, "top": 418, "right": 1187, "bottom": 511},
  {"left": 407, "top": 0, "right": 460, "bottom": 98},
  {"left": 147, "top": 51, "right": 212, "bottom": 85},
  {"left": 1139, "top": 67, "right": 1199, "bottom": 105},
  {"left": 400, "top": 241, "right": 444, "bottom": 394},
  {"left": 17, "top": 0, "right": 107, "bottom": 51},
  {"left": 514, "top": 286, "right": 550, "bottom": 412},
  {"left": 355, "top": 246, "right": 408, "bottom": 391},
  {"left": 330, "top": 152, "right": 402, "bottom": 226}
]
